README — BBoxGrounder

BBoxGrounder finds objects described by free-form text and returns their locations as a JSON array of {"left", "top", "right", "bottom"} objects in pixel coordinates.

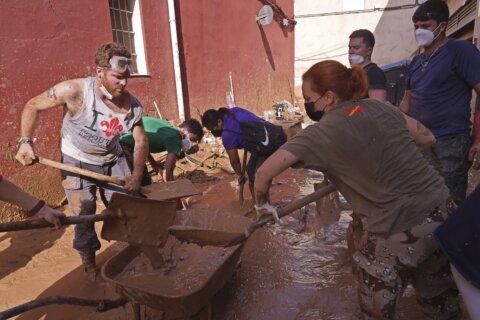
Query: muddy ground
[{"left": 0, "top": 163, "right": 478, "bottom": 320}]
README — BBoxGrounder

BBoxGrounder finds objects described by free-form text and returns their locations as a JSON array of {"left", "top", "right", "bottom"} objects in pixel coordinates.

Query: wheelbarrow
[
  {"left": 101, "top": 185, "right": 336, "bottom": 320},
  {"left": 0, "top": 192, "right": 180, "bottom": 319},
  {"left": 101, "top": 210, "right": 252, "bottom": 319}
]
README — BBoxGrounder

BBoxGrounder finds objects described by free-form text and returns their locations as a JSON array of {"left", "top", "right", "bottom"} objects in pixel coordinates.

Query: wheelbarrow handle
[
  {"left": 37, "top": 157, "right": 124, "bottom": 186},
  {"left": 0, "top": 211, "right": 114, "bottom": 232}
]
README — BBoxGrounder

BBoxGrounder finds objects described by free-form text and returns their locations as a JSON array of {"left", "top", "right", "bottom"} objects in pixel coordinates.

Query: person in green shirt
[{"left": 120, "top": 117, "right": 203, "bottom": 183}]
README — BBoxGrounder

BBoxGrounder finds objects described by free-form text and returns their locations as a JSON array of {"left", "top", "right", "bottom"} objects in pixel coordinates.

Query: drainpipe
[{"left": 167, "top": 0, "right": 185, "bottom": 120}]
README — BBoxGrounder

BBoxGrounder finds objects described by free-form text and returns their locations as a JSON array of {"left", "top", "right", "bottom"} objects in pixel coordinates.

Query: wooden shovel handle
[
  {"left": 38, "top": 157, "right": 124, "bottom": 186},
  {"left": 247, "top": 184, "right": 336, "bottom": 233},
  {"left": 0, "top": 210, "right": 114, "bottom": 232}
]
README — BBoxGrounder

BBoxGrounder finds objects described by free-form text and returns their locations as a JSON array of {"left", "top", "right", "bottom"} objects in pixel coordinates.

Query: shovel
[
  {"left": 169, "top": 184, "right": 336, "bottom": 247},
  {"left": 37, "top": 157, "right": 201, "bottom": 201},
  {"left": 0, "top": 192, "right": 177, "bottom": 248}
]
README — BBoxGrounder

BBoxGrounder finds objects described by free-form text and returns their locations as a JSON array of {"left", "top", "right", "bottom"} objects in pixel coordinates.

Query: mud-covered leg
[
  {"left": 357, "top": 267, "right": 404, "bottom": 319},
  {"left": 413, "top": 251, "right": 461, "bottom": 320},
  {"left": 353, "top": 230, "right": 410, "bottom": 319},
  {"left": 62, "top": 155, "right": 102, "bottom": 282}
]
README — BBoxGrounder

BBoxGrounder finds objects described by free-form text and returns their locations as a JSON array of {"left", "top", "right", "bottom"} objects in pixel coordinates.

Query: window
[{"left": 109, "top": 0, "right": 147, "bottom": 75}]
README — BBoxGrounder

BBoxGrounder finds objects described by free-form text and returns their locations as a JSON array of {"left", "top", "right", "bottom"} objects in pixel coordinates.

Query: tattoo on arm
[
  {"left": 47, "top": 87, "right": 57, "bottom": 100},
  {"left": 416, "top": 121, "right": 430, "bottom": 136}
]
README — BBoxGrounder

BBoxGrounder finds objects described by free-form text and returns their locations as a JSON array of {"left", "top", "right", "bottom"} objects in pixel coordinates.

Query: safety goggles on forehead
[{"left": 108, "top": 56, "right": 133, "bottom": 73}]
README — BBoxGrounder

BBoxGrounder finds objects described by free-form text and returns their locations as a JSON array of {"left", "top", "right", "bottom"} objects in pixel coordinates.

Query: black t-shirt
[{"left": 363, "top": 63, "right": 387, "bottom": 98}]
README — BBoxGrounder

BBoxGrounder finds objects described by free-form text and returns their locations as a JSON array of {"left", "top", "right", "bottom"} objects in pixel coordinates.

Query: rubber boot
[{"left": 79, "top": 251, "right": 102, "bottom": 283}]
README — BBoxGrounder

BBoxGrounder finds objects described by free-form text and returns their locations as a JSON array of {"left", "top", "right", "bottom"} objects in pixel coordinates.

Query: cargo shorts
[{"left": 61, "top": 153, "right": 131, "bottom": 254}]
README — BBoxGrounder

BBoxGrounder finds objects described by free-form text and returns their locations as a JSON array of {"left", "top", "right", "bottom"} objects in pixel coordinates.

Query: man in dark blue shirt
[
  {"left": 348, "top": 29, "right": 387, "bottom": 101},
  {"left": 400, "top": 0, "right": 480, "bottom": 204}
]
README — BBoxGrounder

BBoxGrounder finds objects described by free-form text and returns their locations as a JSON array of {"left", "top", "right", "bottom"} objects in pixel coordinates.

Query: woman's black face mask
[
  {"left": 304, "top": 96, "right": 325, "bottom": 122},
  {"left": 211, "top": 129, "right": 223, "bottom": 137}
]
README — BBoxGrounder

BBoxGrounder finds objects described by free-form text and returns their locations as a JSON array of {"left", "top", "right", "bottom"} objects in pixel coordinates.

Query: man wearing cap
[
  {"left": 120, "top": 117, "right": 204, "bottom": 184},
  {"left": 348, "top": 29, "right": 388, "bottom": 101},
  {"left": 400, "top": 0, "right": 480, "bottom": 205},
  {"left": 15, "top": 42, "right": 148, "bottom": 282}
]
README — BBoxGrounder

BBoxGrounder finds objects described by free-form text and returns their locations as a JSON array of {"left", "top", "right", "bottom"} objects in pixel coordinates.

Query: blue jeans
[
  {"left": 422, "top": 134, "right": 472, "bottom": 205},
  {"left": 61, "top": 154, "right": 130, "bottom": 254}
]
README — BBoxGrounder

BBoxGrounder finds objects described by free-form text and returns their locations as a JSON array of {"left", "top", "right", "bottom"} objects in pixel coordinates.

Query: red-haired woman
[{"left": 253, "top": 60, "right": 461, "bottom": 319}]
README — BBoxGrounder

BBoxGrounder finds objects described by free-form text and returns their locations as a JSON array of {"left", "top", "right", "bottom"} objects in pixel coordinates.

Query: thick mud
[{"left": 0, "top": 167, "right": 476, "bottom": 319}]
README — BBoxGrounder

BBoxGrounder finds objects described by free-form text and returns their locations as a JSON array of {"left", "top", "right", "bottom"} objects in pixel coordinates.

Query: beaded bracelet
[
  {"left": 28, "top": 200, "right": 46, "bottom": 217},
  {"left": 17, "top": 136, "right": 33, "bottom": 146}
]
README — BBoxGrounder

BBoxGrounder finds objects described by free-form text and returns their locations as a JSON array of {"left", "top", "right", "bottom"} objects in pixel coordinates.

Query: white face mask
[
  {"left": 99, "top": 84, "right": 113, "bottom": 100},
  {"left": 348, "top": 54, "right": 364, "bottom": 65},
  {"left": 415, "top": 24, "right": 442, "bottom": 47},
  {"left": 181, "top": 138, "right": 193, "bottom": 152}
]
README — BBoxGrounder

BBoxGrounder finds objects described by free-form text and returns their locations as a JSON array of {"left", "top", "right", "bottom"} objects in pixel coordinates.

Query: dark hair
[
  {"left": 349, "top": 29, "right": 375, "bottom": 48},
  {"left": 201, "top": 108, "right": 231, "bottom": 130},
  {"left": 179, "top": 119, "right": 204, "bottom": 141},
  {"left": 95, "top": 42, "right": 131, "bottom": 67},
  {"left": 412, "top": 0, "right": 449, "bottom": 23},
  {"left": 302, "top": 60, "right": 368, "bottom": 101}
]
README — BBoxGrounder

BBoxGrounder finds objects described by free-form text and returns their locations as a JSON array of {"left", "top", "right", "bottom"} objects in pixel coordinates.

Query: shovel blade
[
  {"left": 101, "top": 192, "right": 177, "bottom": 247},
  {"left": 169, "top": 211, "right": 252, "bottom": 247},
  {"left": 141, "top": 179, "right": 201, "bottom": 201}
]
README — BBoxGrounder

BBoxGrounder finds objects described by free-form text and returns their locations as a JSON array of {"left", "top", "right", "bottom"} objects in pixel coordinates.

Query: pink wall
[
  {"left": 0, "top": 0, "right": 294, "bottom": 220},
  {"left": 178, "top": 0, "right": 295, "bottom": 116}
]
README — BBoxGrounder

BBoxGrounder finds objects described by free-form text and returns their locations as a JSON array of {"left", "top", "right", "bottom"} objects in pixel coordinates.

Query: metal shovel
[
  {"left": 169, "top": 184, "right": 336, "bottom": 247},
  {"left": 0, "top": 192, "right": 177, "bottom": 247}
]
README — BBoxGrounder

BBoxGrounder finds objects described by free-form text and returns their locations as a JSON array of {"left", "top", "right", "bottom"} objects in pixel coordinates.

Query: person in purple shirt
[
  {"left": 400, "top": 0, "right": 480, "bottom": 205},
  {"left": 202, "top": 107, "right": 286, "bottom": 197}
]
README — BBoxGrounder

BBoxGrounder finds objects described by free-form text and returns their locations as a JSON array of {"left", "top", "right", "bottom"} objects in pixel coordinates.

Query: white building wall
[{"left": 294, "top": 0, "right": 420, "bottom": 83}]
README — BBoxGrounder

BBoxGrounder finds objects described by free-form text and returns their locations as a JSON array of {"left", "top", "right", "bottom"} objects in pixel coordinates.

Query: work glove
[{"left": 254, "top": 202, "right": 281, "bottom": 224}]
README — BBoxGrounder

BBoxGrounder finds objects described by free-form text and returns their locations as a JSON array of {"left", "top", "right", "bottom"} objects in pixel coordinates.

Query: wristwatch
[{"left": 17, "top": 136, "right": 33, "bottom": 145}]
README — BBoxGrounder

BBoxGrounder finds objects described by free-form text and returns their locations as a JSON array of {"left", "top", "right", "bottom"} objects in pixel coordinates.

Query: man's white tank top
[{"left": 61, "top": 77, "right": 143, "bottom": 165}]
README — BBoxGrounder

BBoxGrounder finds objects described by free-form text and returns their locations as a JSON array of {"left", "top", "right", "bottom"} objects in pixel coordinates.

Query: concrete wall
[
  {"left": 0, "top": 0, "right": 294, "bottom": 220},
  {"left": 294, "top": 0, "right": 419, "bottom": 82}
]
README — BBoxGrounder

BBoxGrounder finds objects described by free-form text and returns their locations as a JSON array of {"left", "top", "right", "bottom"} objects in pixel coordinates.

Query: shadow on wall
[{"left": 258, "top": 24, "right": 276, "bottom": 70}]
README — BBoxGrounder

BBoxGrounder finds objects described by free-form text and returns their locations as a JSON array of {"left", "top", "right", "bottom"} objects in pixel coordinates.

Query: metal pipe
[{"left": 167, "top": 0, "right": 185, "bottom": 120}]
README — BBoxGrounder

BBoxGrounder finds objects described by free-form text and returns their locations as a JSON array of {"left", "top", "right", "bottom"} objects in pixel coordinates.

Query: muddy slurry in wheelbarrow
[{"left": 101, "top": 210, "right": 250, "bottom": 319}]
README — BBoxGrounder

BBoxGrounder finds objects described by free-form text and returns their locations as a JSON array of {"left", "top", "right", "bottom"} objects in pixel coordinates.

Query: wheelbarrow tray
[{"left": 101, "top": 211, "right": 247, "bottom": 319}]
